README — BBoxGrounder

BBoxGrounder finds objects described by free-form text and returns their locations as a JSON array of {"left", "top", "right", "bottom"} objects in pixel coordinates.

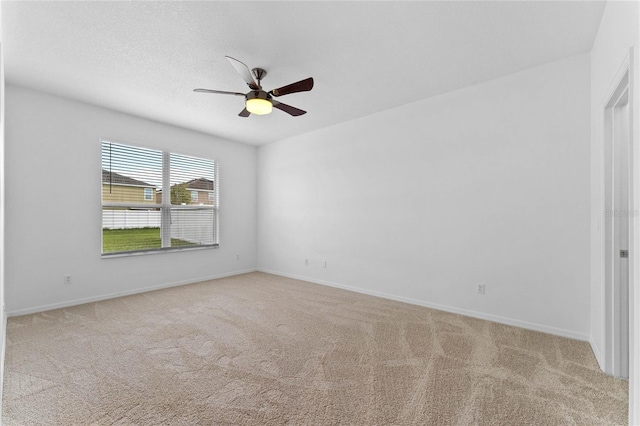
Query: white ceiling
[{"left": 2, "top": 1, "right": 605, "bottom": 146}]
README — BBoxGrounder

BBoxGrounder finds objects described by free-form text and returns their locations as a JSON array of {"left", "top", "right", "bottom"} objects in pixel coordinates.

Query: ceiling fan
[{"left": 194, "top": 56, "right": 314, "bottom": 117}]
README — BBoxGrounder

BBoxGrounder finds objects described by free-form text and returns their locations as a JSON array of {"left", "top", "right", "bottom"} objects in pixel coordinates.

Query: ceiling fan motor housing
[{"left": 246, "top": 90, "right": 272, "bottom": 102}]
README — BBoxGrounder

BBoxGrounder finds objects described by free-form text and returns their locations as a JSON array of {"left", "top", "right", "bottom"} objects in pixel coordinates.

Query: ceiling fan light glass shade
[{"left": 246, "top": 98, "right": 272, "bottom": 115}]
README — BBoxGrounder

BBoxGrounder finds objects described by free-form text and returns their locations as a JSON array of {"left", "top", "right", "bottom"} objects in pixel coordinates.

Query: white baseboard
[
  {"left": 6, "top": 269, "right": 257, "bottom": 317},
  {"left": 258, "top": 268, "right": 590, "bottom": 342},
  {"left": 8, "top": 267, "right": 590, "bottom": 342},
  {"left": 589, "top": 335, "right": 604, "bottom": 371}
]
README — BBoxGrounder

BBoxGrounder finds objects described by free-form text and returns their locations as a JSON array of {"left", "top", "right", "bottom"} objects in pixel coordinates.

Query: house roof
[
  {"left": 185, "top": 178, "right": 214, "bottom": 191},
  {"left": 156, "top": 178, "right": 214, "bottom": 194},
  {"left": 102, "top": 169, "right": 154, "bottom": 188}
]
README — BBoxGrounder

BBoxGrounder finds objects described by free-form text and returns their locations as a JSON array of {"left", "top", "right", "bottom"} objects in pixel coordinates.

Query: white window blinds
[{"left": 101, "top": 140, "right": 218, "bottom": 255}]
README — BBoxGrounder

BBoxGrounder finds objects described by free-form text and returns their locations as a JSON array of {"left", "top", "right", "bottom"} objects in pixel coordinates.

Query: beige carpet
[{"left": 2, "top": 272, "right": 628, "bottom": 425}]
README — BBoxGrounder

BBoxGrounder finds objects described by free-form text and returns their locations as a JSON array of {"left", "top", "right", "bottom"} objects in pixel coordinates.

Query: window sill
[{"left": 101, "top": 244, "right": 219, "bottom": 259}]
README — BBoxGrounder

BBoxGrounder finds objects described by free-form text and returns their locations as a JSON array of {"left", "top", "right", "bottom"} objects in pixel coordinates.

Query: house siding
[
  {"left": 190, "top": 189, "right": 215, "bottom": 206},
  {"left": 102, "top": 184, "right": 155, "bottom": 204}
]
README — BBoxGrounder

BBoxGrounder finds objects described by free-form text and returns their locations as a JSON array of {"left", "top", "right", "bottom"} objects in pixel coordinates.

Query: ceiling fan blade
[
  {"left": 238, "top": 108, "right": 251, "bottom": 117},
  {"left": 194, "top": 88, "right": 245, "bottom": 96},
  {"left": 272, "top": 100, "right": 306, "bottom": 116},
  {"left": 225, "top": 56, "right": 260, "bottom": 90},
  {"left": 270, "top": 77, "right": 314, "bottom": 97}
]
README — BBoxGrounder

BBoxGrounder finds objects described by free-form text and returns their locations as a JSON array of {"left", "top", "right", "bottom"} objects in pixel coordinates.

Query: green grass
[{"left": 103, "top": 227, "right": 196, "bottom": 253}]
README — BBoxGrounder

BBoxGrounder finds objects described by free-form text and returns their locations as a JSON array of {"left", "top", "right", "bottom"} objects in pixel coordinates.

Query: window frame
[{"left": 101, "top": 139, "right": 219, "bottom": 257}]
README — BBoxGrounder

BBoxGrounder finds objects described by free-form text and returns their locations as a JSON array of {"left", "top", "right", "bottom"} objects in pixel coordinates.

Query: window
[
  {"left": 191, "top": 190, "right": 198, "bottom": 203},
  {"left": 208, "top": 192, "right": 215, "bottom": 202},
  {"left": 101, "top": 140, "right": 218, "bottom": 255}
]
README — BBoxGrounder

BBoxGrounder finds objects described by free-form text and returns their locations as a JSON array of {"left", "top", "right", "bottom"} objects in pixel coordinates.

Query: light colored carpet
[{"left": 2, "top": 272, "right": 628, "bottom": 425}]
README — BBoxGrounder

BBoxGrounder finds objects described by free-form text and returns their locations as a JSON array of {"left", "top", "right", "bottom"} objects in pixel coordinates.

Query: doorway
[{"left": 603, "top": 68, "right": 630, "bottom": 379}]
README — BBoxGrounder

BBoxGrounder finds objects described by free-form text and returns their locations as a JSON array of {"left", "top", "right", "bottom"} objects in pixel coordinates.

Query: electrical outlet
[
  {"left": 64, "top": 275, "right": 72, "bottom": 285},
  {"left": 305, "top": 259, "right": 309, "bottom": 266},
  {"left": 477, "top": 284, "right": 485, "bottom": 295}
]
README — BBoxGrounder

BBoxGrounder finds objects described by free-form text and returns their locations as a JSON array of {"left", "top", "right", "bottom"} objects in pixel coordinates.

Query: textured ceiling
[{"left": 2, "top": 1, "right": 605, "bottom": 146}]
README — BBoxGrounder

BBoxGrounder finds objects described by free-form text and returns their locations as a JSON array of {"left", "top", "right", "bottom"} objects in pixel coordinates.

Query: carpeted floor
[{"left": 2, "top": 272, "right": 628, "bottom": 425}]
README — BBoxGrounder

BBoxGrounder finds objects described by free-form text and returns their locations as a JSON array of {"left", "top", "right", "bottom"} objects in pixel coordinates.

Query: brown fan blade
[
  {"left": 225, "top": 56, "right": 260, "bottom": 90},
  {"left": 272, "top": 100, "right": 306, "bottom": 116},
  {"left": 238, "top": 108, "right": 251, "bottom": 117},
  {"left": 194, "top": 88, "right": 245, "bottom": 96},
  {"left": 270, "top": 77, "right": 314, "bottom": 97}
]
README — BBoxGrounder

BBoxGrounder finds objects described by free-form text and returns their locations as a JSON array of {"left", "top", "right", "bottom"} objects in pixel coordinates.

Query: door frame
[
  {"left": 630, "top": 44, "right": 640, "bottom": 426},
  {"left": 600, "top": 46, "right": 638, "bottom": 424},
  {"left": 602, "top": 57, "right": 630, "bottom": 378}
]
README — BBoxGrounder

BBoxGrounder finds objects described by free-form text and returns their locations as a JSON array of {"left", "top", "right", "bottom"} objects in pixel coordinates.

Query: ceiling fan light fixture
[{"left": 246, "top": 98, "right": 272, "bottom": 115}]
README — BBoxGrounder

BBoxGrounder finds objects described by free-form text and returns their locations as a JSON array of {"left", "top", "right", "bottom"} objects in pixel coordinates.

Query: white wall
[
  {"left": 258, "top": 53, "right": 591, "bottom": 339},
  {"left": 588, "top": 1, "right": 640, "bottom": 423},
  {"left": 5, "top": 84, "right": 257, "bottom": 314}
]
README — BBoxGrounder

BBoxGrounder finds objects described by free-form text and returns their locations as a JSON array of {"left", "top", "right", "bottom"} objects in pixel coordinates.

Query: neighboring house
[
  {"left": 185, "top": 178, "right": 215, "bottom": 205},
  {"left": 102, "top": 169, "right": 156, "bottom": 204},
  {"left": 156, "top": 177, "right": 215, "bottom": 205}
]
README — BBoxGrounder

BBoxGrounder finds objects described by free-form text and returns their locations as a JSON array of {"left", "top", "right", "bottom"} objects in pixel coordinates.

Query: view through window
[{"left": 101, "top": 140, "right": 218, "bottom": 255}]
